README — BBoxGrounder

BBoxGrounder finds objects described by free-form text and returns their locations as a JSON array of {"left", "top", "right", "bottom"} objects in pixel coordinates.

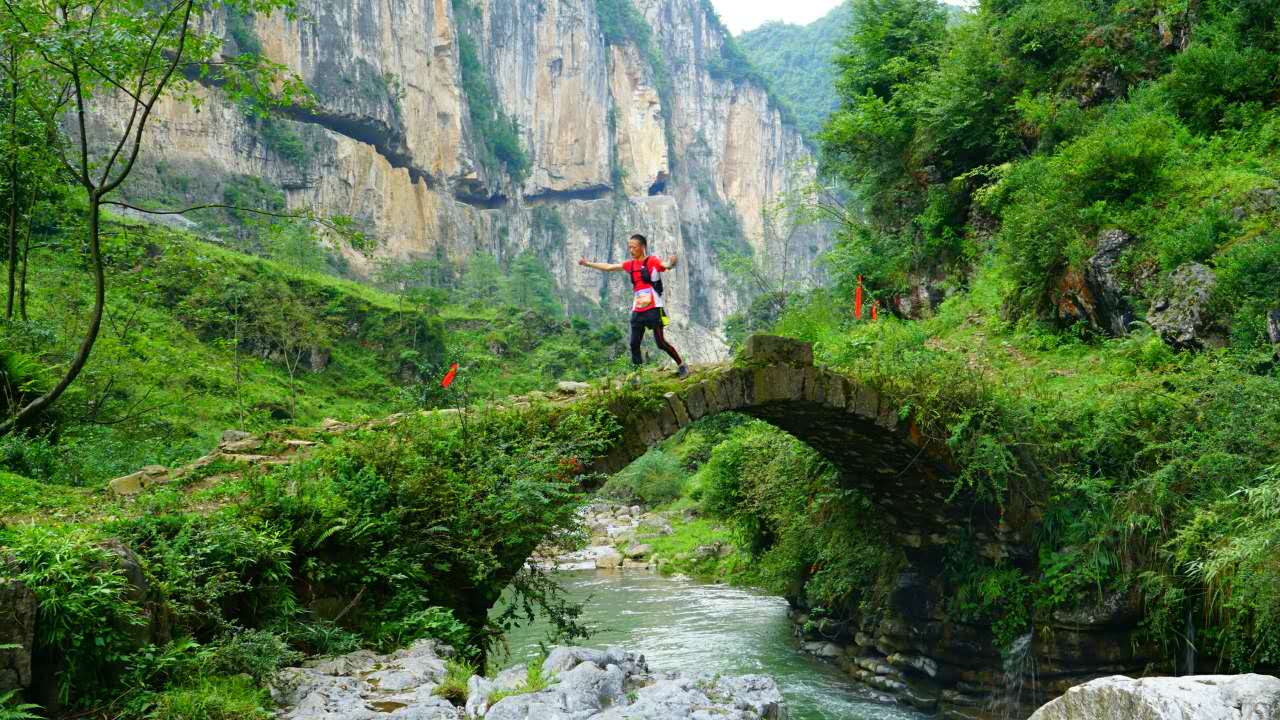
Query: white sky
[
  {"left": 711, "top": 0, "right": 978, "bottom": 34},
  {"left": 711, "top": 0, "right": 845, "bottom": 34}
]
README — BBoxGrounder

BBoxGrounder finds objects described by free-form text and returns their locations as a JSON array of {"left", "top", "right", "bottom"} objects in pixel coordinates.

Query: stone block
[
  {"left": 665, "top": 393, "right": 691, "bottom": 428},
  {"left": 752, "top": 365, "right": 802, "bottom": 404},
  {"left": 802, "top": 367, "right": 823, "bottom": 404},
  {"left": 850, "top": 384, "right": 880, "bottom": 420},
  {"left": 740, "top": 335, "right": 814, "bottom": 366},
  {"left": 683, "top": 382, "right": 709, "bottom": 420},
  {"left": 824, "top": 374, "right": 849, "bottom": 410}
]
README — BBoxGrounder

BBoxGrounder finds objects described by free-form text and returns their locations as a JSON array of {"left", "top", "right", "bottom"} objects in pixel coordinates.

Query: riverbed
[{"left": 497, "top": 569, "right": 926, "bottom": 720}]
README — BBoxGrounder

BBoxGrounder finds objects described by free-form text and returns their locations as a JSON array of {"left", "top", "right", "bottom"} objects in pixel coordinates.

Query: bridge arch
[{"left": 585, "top": 335, "right": 1018, "bottom": 556}]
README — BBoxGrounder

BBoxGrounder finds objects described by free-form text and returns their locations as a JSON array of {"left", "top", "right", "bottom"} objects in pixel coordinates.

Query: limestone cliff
[{"left": 112, "top": 0, "right": 829, "bottom": 361}]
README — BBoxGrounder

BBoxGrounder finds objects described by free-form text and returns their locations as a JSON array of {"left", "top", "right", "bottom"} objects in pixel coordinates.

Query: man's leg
[
  {"left": 630, "top": 322, "right": 646, "bottom": 365},
  {"left": 652, "top": 325, "right": 684, "bottom": 366}
]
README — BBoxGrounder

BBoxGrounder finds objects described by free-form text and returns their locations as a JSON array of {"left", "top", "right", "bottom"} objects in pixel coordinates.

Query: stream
[{"left": 496, "top": 568, "right": 926, "bottom": 720}]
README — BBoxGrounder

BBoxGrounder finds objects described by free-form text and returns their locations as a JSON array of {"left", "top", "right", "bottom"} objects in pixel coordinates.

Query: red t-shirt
[{"left": 624, "top": 256, "right": 665, "bottom": 312}]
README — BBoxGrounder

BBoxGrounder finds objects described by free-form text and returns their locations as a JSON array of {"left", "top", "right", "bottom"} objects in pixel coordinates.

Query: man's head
[{"left": 627, "top": 233, "right": 648, "bottom": 259}]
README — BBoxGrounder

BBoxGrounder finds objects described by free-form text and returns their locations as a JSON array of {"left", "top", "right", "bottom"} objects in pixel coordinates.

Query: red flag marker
[
  {"left": 855, "top": 275, "right": 863, "bottom": 320},
  {"left": 441, "top": 362, "right": 459, "bottom": 388},
  {"left": 871, "top": 301, "right": 878, "bottom": 321}
]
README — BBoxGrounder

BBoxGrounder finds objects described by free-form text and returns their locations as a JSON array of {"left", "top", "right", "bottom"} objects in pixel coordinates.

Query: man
[{"left": 579, "top": 234, "right": 689, "bottom": 379}]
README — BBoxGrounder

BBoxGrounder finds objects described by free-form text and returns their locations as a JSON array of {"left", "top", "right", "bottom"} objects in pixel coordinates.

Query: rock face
[
  {"left": 0, "top": 572, "right": 36, "bottom": 693},
  {"left": 1054, "top": 229, "right": 1137, "bottom": 336},
  {"left": 1029, "top": 674, "right": 1280, "bottom": 720},
  {"left": 1268, "top": 309, "right": 1280, "bottom": 352},
  {"left": 271, "top": 641, "right": 785, "bottom": 720},
  {"left": 104, "top": 0, "right": 830, "bottom": 362},
  {"left": 1148, "top": 263, "right": 1225, "bottom": 349}
]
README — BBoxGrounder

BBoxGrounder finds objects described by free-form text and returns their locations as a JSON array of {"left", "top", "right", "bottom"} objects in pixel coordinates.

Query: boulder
[
  {"left": 1148, "top": 263, "right": 1226, "bottom": 349},
  {"left": 557, "top": 381, "right": 592, "bottom": 395},
  {"left": 594, "top": 548, "right": 624, "bottom": 569},
  {"left": 894, "top": 272, "right": 949, "bottom": 320},
  {"left": 0, "top": 573, "right": 35, "bottom": 692},
  {"left": 625, "top": 544, "right": 653, "bottom": 560},
  {"left": 1053, "top": 229, "right": 1136, "bottom": 336},
  {"left": 1268, "top": 309, "right": 1280, "bottom": 353},
  {"left": 739, "top": 335, "right": 814, "bottom": 367},
  {"left": 1029, "top": 674, "right": 1280, "bottom": 720},
  {"left": 108, "top": 464, "right": 169, "bottom": 495},
  {"left": 220, "top": 429, "right": 253, "bottom": 444}
]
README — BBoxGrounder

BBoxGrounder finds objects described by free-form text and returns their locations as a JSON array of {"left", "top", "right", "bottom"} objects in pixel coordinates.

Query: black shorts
[{"left": 631, "top": 308, "right": 663, "bottom": 327}]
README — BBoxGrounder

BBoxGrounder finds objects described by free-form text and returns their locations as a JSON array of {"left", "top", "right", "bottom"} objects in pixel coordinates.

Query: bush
[
  {"left": 146, "top": 676, "right": 272, "bottom": 720},
  {"left": 5, "top": 525, "right": 147, "bottom": 705},
  {"left": 433, "top": 658, "right": 478, "bottom": 704},
  {"left": 601, "top": 450, "right": 687, "bottom": 506},
  {"left": 199, "top": 629, "right": 302, "bottom": 683}
]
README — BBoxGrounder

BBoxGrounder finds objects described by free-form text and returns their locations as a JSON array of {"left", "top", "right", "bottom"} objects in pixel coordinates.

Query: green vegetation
[
  {"left": 820, "top": 0, "right": 1280, "bottom": 348},
  {"left": 452, "top": 0, "right": 531, "bottom": 184},
  {"left": 1, "top": 399, "right": 619, "bottom": 714},
  {"left": 486, "top": 656, "right": 556, "bottom": 704},
  {"left": 433, "top": 658, "right": 479, "bottom": 704},
  {"left": 737, "top": 4, "right": 851, "bottom": 138}
]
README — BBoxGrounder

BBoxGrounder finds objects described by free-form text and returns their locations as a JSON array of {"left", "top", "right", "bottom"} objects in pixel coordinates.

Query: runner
[{"left": 579, "top": 234, "right": 689, "bottom": 379}]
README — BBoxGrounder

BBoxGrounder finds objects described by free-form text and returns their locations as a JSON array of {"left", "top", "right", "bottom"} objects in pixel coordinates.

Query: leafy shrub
[
  {"left": 5, "top": 526, "right": 147, "bottom": 705},
  {"left": 601, "top": 450, "right": 687, "bottom": 506},
  {"left": 379, "top": 607, "right": 471, "bottom": 655},
  {"left": 0, "top": 690, "right": 40, "bottom": 720},
  {"left": 147, "top": 676, "right": 272, "bottom": 720},
  {"left": 199, "top": 629, "right": 302, "bottom": 683},
  {"left": 433, "top": 658, "right": 478, "bottom": 704}
]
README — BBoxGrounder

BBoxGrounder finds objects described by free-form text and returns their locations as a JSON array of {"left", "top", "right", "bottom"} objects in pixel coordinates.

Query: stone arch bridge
[
  {"left": 96, "top": 334, "right": 1150, "bottom": 718},
  {"left": 572, "top": 334, "right": 1024, "bottom": 559}
]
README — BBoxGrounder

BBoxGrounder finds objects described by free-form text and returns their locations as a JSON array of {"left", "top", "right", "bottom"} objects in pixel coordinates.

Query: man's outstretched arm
[
  {"left": 579, "top": 258, "right": 624, "bottom": 272},
  {"left": 665, "top": 252, "right": 679, "bottom": 270}
]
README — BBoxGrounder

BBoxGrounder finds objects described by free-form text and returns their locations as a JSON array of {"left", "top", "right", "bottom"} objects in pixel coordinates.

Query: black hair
[{"left": 629, "top": 233, "right": 648, "bottom": 247}]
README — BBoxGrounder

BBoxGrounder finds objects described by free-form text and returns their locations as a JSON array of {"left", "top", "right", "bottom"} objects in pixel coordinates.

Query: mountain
[
  {"left": 737, "top": 2, "right": 970, "bottom": 140},
  {"left": 100, "top": 0, "right": 830, "bottom": 362},
  {"left": 737, "top": 3, "right": 852, "bottom": 139}
]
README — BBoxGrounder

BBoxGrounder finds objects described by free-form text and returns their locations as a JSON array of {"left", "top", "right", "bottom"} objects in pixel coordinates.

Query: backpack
[{"left": 632, "top": 256, "right": 664, "bottom": 296}]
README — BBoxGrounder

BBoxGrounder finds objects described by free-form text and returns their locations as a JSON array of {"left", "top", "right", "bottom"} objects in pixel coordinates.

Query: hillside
[
  {"left": 0, "top": 221, "right": 626, "bottom": 489},
  {"left": 737, "top": 4, "right": 852, "bottom": 139}
]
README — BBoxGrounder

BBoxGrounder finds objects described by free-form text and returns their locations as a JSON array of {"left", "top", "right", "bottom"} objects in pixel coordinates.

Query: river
[{"left": 497, "top": 568, "right": 926, "bottom": 720}]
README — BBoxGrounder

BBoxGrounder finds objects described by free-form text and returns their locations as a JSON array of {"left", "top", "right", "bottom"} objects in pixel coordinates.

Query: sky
[
  {"left": 711, "top": 0, "right": 978, "bottom": 34},
  {"left": 710, "top": 0, "right": 845, "bottom": 34}
]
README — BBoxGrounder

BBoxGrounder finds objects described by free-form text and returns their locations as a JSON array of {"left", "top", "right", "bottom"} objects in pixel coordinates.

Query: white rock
[
  {"left": 594, "top": 548, "right": 624, "bottom": 569},
  {"left": 1030, "top": 674, "right": 1280, "bottom": 720}
]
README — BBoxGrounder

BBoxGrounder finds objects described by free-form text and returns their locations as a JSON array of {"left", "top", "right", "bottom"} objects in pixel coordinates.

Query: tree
[
  {"left": 460, "top": 252, "right": 503, "bottom": 305},
  {"left": 504, "top": 250, "right": 561, "bottom": 318},
  {"left": 0, "top": 0, "right": 304, "bottom": 433},
  {"left": 819, "top": 0, "right": 947, "bottom": 228}
]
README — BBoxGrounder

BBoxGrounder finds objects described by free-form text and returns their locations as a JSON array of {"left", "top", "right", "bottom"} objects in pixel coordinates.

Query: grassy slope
[{"left": 2, "top": 220, "right": 627, "bottom": 489}]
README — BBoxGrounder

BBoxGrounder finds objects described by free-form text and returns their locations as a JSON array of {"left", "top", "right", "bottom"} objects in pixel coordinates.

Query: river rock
[
  {"left": 625, "top": 544, "right": 654, "bottom": 560},
  {"left": 594, "top": 548, "right": 624, "bottom": 569},
  {"left": 1029, "top": 674, "right": 1280, "bottom": 720},
  {"left": 1148, "top": 263, "right": 1226, "bottom": 349},
  {"left": 272, "top": 639, "right": 453, "bottom": 719},
  {"left": 274, "top": 642, "right": 786, "bottom": 720}
]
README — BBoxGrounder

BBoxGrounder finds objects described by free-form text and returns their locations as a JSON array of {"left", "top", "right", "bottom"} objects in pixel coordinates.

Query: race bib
[{"left": 633, "top": 288, "right": 656, "bottom": 311}]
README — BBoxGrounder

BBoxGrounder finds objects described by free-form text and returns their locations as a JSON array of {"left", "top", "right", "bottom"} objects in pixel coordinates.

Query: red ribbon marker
[
  {"left": 441, "top": 362, "right": 459, "bottom": 388},
  {"left": 855, "top": 275, "right": 863, "bottom": 320}
]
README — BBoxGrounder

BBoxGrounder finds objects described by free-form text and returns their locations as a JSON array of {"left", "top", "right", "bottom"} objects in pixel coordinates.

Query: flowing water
[{"left": 496, "top": 569, "right": 926, "bottom": 720}]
